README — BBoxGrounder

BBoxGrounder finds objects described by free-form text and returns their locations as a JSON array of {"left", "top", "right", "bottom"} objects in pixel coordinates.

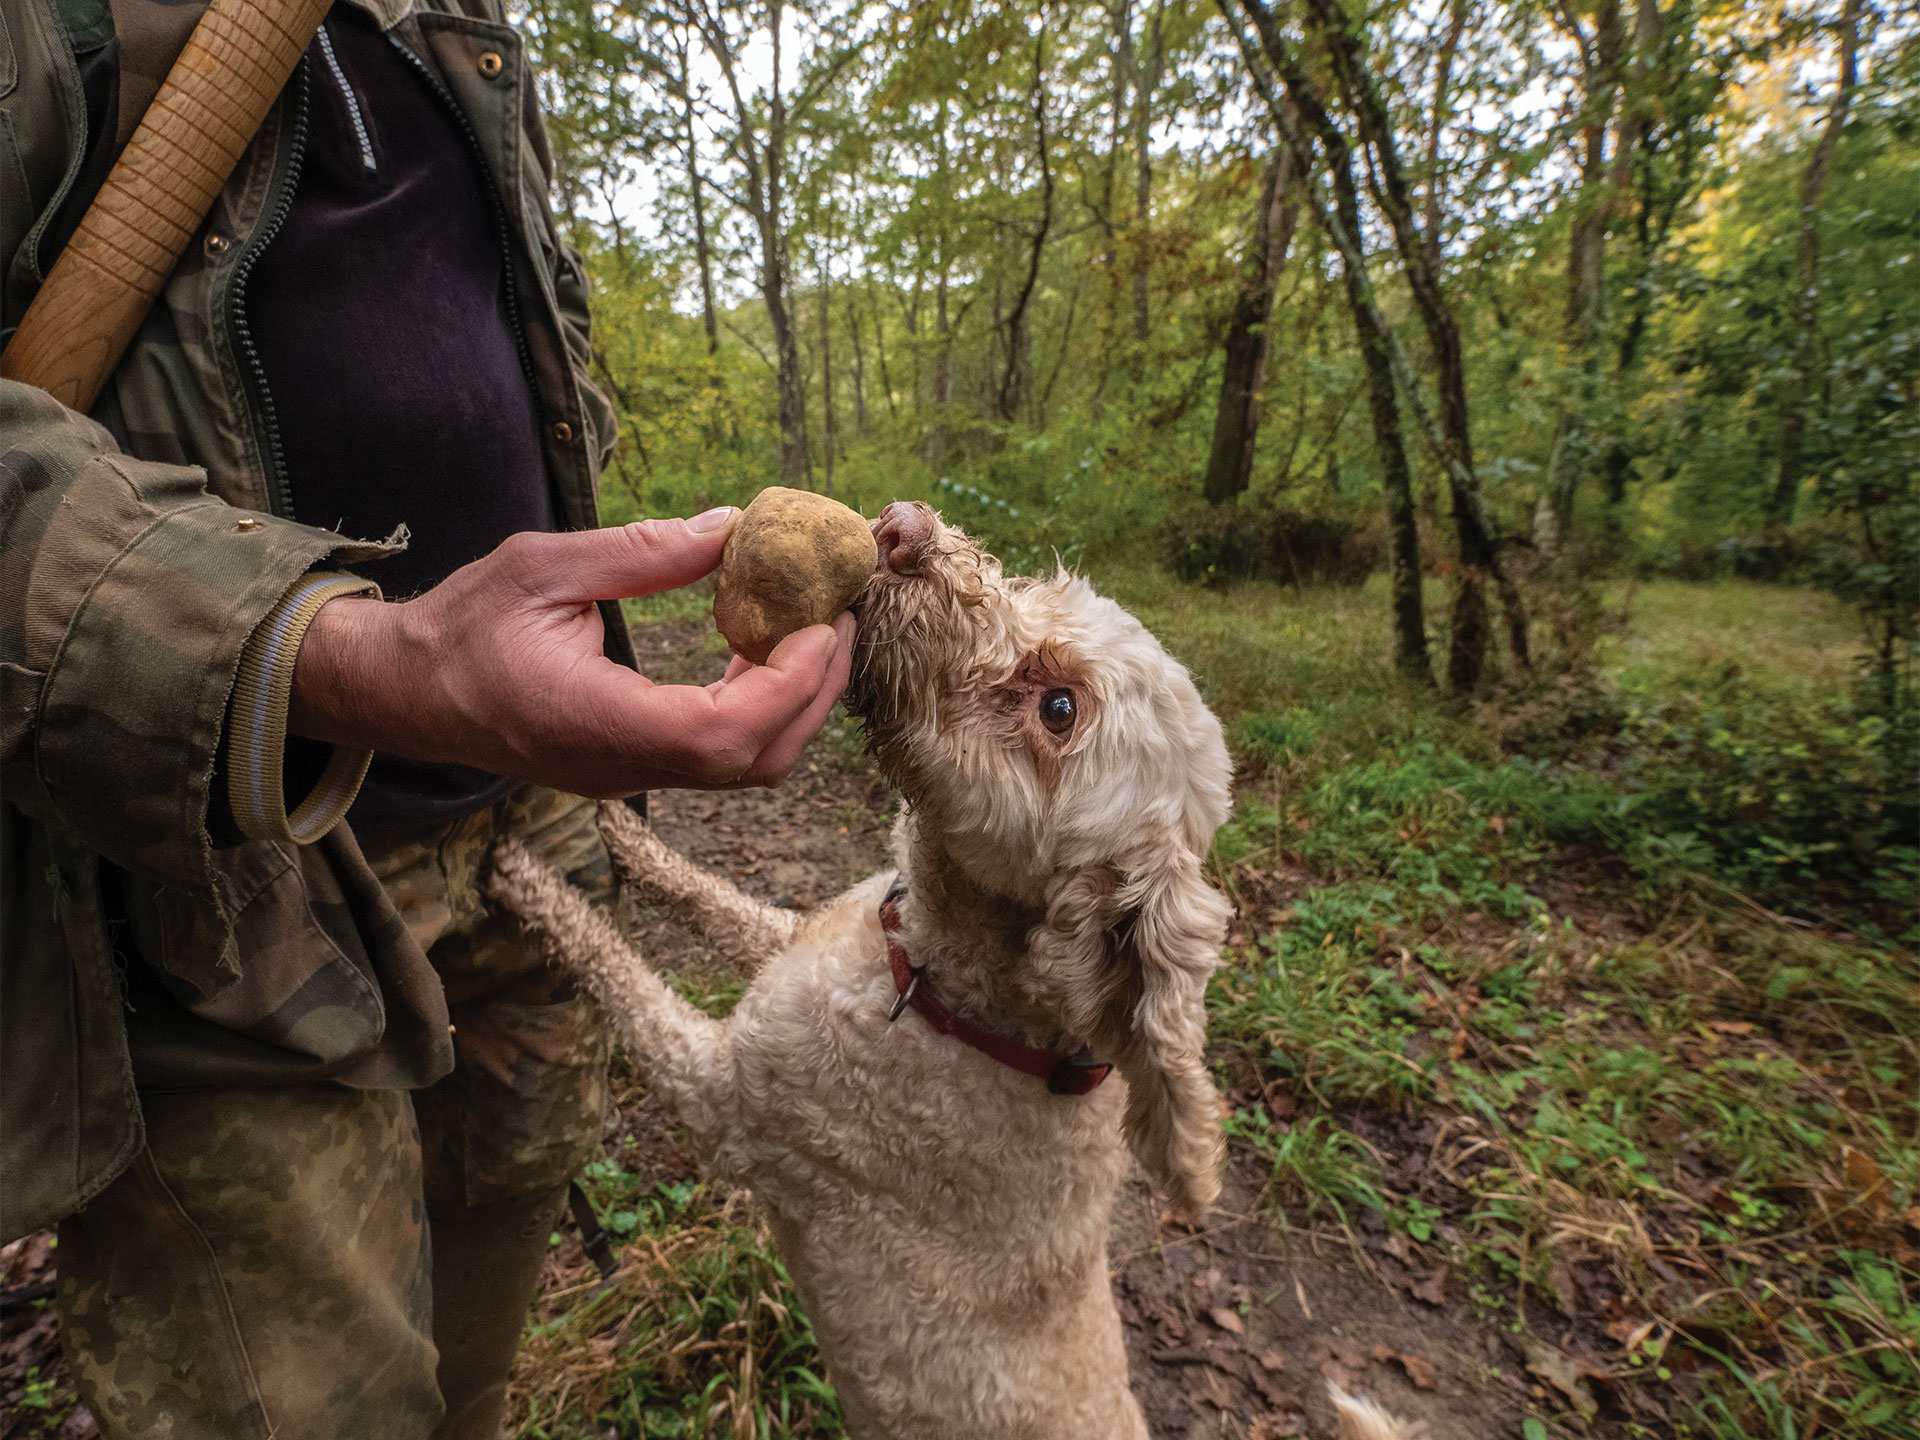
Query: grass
[
  {"left": 515, "top": 567, "right": 1915, "bottom": 1438},
  {"left": 513, "top": 1067, "right": 840, "bottom": 1440},
  {"left": 1170, "top": 577, "right": 1917, "bottom": 1437}
]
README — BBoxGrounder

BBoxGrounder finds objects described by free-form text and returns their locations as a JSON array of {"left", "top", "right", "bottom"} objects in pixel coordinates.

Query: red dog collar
[{"left": 879, "top": 886, "right": 1112, "bottom": 1097}]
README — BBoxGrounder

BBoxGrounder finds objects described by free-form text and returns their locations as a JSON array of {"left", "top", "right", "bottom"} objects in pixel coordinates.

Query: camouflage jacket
[{"left": 0, "top": 0, "right": 629, "bottom": 1239}]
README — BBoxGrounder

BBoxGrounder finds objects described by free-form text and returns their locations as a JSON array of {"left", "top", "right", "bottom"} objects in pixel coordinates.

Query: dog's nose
[{"left": 873, "top": 502, "right": 933, "bottom": 575}]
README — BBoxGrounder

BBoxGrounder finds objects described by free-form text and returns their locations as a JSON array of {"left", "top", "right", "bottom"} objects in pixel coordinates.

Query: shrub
[
  {"left": 1612, "top": 670, "right": 1919, "bottom": 933},
  {"left": 1161, "top": 499, "right": 1382, "bottom": 588}
]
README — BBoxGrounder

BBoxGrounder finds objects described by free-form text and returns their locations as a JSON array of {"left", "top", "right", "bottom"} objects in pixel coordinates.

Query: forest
[
  {"left": 7, "top": 3, "right": 1912, "bottom": 1440},
  {"left": 525, "top": 0, "right": 1917, "bottom": 701},
  {"left": 512, "top": 1, "right": 1914, "bottom": 1437}
]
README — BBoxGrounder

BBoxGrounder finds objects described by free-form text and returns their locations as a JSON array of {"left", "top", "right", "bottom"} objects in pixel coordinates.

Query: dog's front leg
[
  {"left": 490, "top": 838, "right": 735, "bottom": 1147},
  {"left": 597, "top": 802, "right": 797, "bottom": 971}
]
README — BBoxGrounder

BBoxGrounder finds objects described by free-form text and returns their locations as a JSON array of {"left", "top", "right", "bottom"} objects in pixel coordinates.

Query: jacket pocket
[{"left": 123, "top": 842, "right": 387, "bottom": 1068}]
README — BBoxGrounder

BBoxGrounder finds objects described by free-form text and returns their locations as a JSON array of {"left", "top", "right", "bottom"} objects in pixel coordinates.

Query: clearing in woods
[{"left": 4, "top": 588, "right": 1914, "bottom": 1440}]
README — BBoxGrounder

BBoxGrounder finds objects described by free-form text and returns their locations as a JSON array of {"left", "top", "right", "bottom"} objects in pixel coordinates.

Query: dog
[{"left": 492, "top": 503, "right": 1420, "bottom": 1437}]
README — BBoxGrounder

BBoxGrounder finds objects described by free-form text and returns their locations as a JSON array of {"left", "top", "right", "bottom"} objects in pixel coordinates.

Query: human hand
[{"left": 289, "top": 510, "right": 855, "bottom": 795}]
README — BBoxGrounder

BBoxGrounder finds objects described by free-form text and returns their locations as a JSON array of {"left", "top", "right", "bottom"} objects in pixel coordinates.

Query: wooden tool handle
[{"left": 1, "top": 0, "right": 332, "bottom": 411}]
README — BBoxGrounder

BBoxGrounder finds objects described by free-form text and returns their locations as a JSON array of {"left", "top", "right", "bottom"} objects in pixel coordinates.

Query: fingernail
[{"left": 687, "top": 506, "right": 738, "bottom": 534}]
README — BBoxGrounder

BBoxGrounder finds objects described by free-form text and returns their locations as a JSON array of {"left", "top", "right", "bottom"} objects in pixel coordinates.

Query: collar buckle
[{"left": 887, "top": 966, "right": 922, "bottom": 1023}]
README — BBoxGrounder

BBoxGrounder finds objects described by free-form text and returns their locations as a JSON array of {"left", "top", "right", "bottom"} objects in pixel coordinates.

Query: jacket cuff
[{"left": 226, "top": 572, "right": 381, "bottom": 844}]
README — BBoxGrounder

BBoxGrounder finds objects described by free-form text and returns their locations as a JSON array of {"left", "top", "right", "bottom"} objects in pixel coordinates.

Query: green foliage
[
  {"left": 509, "top": 4, "right": 1920, "bottom": 1431},
  {"left": 1160, "top": 497, "right": 1382, "bottom": 588},
  {"left": 1611, "top": 670, "right": 1920, "bottom": 933},
  {"left": 520, "top": 1154, "right": 842, "bottom": 1438}
]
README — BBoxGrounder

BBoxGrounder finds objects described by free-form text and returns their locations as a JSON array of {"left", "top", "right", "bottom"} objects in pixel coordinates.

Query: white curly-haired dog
[{"left": 491, "top": 503, "right": 1421, "bottom": 1438}]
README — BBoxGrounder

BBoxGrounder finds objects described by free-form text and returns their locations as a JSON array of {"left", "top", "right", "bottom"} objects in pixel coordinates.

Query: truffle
[{"left": 713, "top": 487, "right": 877, "bottom": 664}]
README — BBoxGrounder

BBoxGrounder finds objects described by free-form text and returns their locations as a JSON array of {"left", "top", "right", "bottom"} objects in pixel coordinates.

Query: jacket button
[
  {"left": 551, "top": 421, "right": 574, "bottom": 444},
  {"left": 235, "top": 516, "right": 263, "bottom": 533},
  {"left": 477, "top": 50, "right": 504, "bottom": 78},
  {"left": 204, "top": 232, "right": 231, "bottom": 258}
]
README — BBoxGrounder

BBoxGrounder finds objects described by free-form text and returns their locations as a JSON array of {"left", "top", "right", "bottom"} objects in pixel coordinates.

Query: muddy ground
[{"left": 0, "top": 620, "right": 1542, "bottom": 1438}]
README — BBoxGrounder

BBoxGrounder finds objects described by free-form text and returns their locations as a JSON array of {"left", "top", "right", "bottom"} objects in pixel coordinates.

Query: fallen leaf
[
  {"left": 1263, "top": 1079, "right": 1298, "bottom": 1120},
  {"left": 1158, "top": 1207, "right": 1201, "bottom": 1234},
  {"left": 1209, "top": 1306, "right": 1246, "bottom": 1336},
  {"left": 1183, "top": 1363, "right": 1235, "bottom": 1410},
  {"left": 1548, "top": 1258, "right": 1580, "bottom": 1318},
  {"left": 1410, "top": 1265, "right": 1450, "bottom": 1307},
  {"left": 1707, "top": 1019, "right": 1755, "bottom": 1035},
  {"left": 1259, "top": 1349, "right": 1288, "bottom": 1373},
  {"left": 1523, "top": 1339, "right": 1598, "bottom": 1422},
  {"left": 1372, "top": 1343, "right": 1438, "bottom": 1390},
  {"left": 1843, "top": 1144, "right": 1892, "bottom": 1222},
  {"left": 1249, "top": 1413, "right": 1305, "bottom": 1439}
]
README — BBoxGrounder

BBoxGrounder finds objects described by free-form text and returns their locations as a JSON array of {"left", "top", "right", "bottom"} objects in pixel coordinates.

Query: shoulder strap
[
  {"left": 2, "top": 0, "right": 329, "bottom": 411},
  {"left": 109, "top": 0, "right": 213, "bottom": 150}
]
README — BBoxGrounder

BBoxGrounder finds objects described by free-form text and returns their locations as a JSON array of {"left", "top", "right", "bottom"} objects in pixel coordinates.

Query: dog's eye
[{"left": 1039, "top": 688, "right": 1076, "bottom": 734}]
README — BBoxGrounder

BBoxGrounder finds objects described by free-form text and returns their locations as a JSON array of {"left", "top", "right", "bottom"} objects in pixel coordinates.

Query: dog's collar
[{"left": 878, "top": 880, "right": 1113, "bottom": 1097}]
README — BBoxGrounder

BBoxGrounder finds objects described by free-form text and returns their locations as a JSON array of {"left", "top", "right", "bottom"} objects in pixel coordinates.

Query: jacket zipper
[
  {"left": 385, "top": 32, "right": 542, "bottom": 410},
  {"left": 229, "top": 59, "right": 313, "bottom": 520}
]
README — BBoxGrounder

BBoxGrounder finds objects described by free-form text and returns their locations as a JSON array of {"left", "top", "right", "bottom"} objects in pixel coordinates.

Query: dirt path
[{"left": 0, "top": 621, "right": 1535, "bottom": 1439}]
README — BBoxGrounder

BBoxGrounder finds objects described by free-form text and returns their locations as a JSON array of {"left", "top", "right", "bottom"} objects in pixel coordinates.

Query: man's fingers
[
  {"left": 623, "top": 623, "right": 841, "bottom": 784},
  {"left": 706, "top": 653, "right": 754, "bottom": 694},
  {"left": 504, "top": 509, "right": 738, "bottom": 602},
  {"left": 738, "top": 613, "right": 856, "bottom": 785}
]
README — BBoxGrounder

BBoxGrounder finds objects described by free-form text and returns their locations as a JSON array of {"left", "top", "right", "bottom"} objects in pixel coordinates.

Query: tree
[
  {"left": 672, "top": 0, "right": 866, "bottom": 485},
  {"left": 1768, "top": 0, "right": 1867, "bottom": 533},
  {"left": 1221, "top": 4, "right": 1433, "bottom": 684},
  {"left": 998, "top": 22, "right": 1057, "bottom": 425},
  {"left": 1293, "top": 0, "right": 1531, "bottom": 689},
  {"left": 1202, "top": 146, "right": 1300, "bottom": 504}
]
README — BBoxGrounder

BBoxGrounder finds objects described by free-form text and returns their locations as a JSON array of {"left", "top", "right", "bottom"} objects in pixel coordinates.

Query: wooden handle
[{"left": 1, "top": 0, "right": 333, "bottom": 411}]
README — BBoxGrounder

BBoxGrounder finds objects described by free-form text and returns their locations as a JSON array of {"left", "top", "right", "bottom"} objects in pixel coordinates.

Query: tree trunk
[
  {"left": 1292, "top": 0, "right": 1527, "bottom": 688},
  {"left": 847, "top": 293, "right": 868, "bottom": 433},
  {"left": 767, "top": 257, "right": 809, "bottom": 484},
  {"left": 1038, "top": 269, "right": 1084, "bottom": 426},
  {"left": 1323, "top": 127, "right": 1431, "bottom": 685},
  {"left": 998, "top": 25, "right": 1053, "bottom": 426},
  {"left": 1090, "top": 0, "right": 1134, "bottom": 418},
  {"left": 1202, "top": 146, "right": 1300, "bottom": 503},
  {"left": 692, "top": 0, "right": 808, "bottom": 482},
  {"left": 1768, "top": 0, "right": 1863, "bottom": 533},
  {"left": 678, "top": 33, "right": 719, "bottom": 356},
  {"left": 874, "top": 291, "right": 900, "bottom": 423},
  {"left": 933, "top": 96, "right": 954, "bottom": 415},
  {"left": 1226, "top": 0, "right": 1452, "bottom": 686},
  {"left": 1534, "top": 0, "right": 1625, "bottom": 557},
  {"left": 1130, "top": 4, "right": 1166, "bottom": 349},
  {"left": 1420, "top": 0, "right": 1468, "bottom": 275},
  {"left": 818, "top": 254, "right": 836, "bottom": 492}
]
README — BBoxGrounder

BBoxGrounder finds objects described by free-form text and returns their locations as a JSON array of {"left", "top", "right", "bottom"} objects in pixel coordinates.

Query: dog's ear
[{"left": 1031, "top": 840, "right": 1230, "bottom": 1218}]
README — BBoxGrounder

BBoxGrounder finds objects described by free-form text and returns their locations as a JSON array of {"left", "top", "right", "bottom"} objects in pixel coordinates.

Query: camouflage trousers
[{"left": 55, "top": 786, "right": 615, "bottom": 1440}]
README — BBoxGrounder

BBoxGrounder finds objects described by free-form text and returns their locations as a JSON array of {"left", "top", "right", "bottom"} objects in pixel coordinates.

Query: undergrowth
[
  {"left": 1197, "top": 581, "right": 1918, "bottom": 1437},
  {"left": 514, "top": 573, "right": 1914, "bottom": 1439}
]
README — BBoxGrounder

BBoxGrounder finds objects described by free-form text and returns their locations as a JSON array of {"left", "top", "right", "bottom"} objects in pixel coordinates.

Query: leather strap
[
  {"left": 880, "top": 887, "right": 1112, "bottom": 1097},
  {"left": 566, "top": 1179, "right": 617, "bottom": 1284}
]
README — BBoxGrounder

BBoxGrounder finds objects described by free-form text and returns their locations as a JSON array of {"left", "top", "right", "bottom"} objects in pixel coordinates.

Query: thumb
[{"left": 530, "top": 508, "right": 739, "bottom": 602}]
